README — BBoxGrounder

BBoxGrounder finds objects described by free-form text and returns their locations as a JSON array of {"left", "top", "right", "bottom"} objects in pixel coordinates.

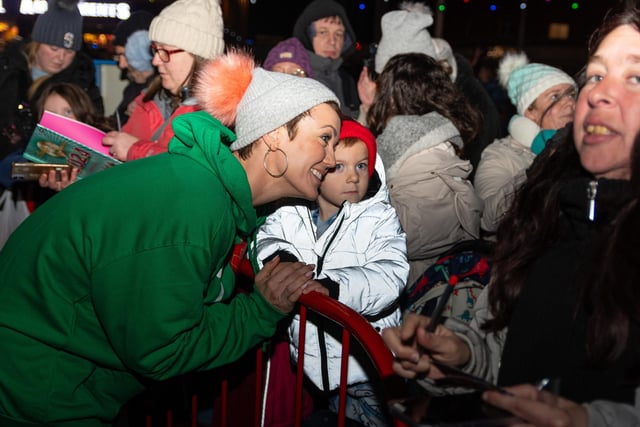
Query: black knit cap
[
  {"left": 32, "top": 0, "right": 83, "bottom": 51},
  {"left": 112, "top": 11, "right": 154, "bottom": 47}
]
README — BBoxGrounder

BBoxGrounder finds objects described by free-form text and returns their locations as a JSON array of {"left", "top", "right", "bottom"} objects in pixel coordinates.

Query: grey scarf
[{"left": 377, "top": 111, "right": 463, "bottom": 178}]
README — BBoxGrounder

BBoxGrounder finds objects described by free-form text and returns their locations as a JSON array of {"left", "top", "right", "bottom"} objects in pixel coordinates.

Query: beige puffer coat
[{"left": 377, "top": 112, "right": 482, "bottom": 285}]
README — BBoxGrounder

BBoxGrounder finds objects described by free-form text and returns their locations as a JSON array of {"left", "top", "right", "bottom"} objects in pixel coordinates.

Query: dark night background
[
  {"left": 241, "top": 0, "right": 633, "bottom": 75},
  {"left": 3, "top": 0, "right": 638, "bottom": 75}
]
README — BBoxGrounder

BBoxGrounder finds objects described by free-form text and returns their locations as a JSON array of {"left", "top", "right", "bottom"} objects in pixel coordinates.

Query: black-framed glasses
[{"left": 150, "top": 43, "right": 185, "bottom": 63}]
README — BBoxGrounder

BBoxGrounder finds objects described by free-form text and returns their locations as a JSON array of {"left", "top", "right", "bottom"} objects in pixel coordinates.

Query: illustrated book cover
[{"left": 23, "top": 111, "right": 121, "bottom": 179}]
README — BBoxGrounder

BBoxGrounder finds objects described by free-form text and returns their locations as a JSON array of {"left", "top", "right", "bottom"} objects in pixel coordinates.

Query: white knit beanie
[
  {"left": 374, "top": 6, "right": 435, "bottom": 74},
  {"left": 432, "top": 38, "right": 458, "bottom": 82},
  {"left": 233, "top": 69, "right": 339, "bottom": 150},
  {"left": 149, "top": 0, "right": 224, "bottom": 60},
  {"left": 498, "top": 52, "right": 576, "bottom": 116}
]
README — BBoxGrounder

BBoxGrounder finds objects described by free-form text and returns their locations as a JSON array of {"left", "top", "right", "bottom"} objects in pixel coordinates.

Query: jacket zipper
[
  {"left": 310, "top": 204, "right": 346, "bottom": 391},
  {"left": 587, "top": 180, "right": 598, "bottom": 222},
  {"left": 315, "top": 203, "right": 345, "bottom": 276}
]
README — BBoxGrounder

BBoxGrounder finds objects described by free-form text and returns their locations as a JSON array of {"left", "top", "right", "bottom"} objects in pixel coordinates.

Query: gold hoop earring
[{"left": 263, "top": 147, "right": 289, "bottom": 178}]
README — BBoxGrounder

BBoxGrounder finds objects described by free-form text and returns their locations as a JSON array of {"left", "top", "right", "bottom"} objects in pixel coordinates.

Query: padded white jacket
[{"left": 255, "top": 156, "right": 409, "bottom": 390}]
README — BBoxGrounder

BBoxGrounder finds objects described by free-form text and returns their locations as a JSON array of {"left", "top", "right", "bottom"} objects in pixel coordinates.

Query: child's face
[
  {"left": 318, "top": 140, "right": 369, "bottom": 211},
  {"left": 44, "top": 93, "right": 76, "bottom": 120}
]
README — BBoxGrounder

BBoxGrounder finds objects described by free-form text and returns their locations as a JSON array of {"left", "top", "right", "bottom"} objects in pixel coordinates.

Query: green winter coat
[{"left": 0, "top": 111, "right": 285, "bottom": 426}]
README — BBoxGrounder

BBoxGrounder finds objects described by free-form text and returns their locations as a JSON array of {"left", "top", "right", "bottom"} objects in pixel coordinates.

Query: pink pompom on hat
[{"left": 195, "top": 49, "right": 339, "bottom": 151}]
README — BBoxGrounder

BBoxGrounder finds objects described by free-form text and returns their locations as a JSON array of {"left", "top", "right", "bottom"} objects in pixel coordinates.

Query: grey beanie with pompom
[{"left": 195, "top": 50, "right": 340, "bottom": 151}]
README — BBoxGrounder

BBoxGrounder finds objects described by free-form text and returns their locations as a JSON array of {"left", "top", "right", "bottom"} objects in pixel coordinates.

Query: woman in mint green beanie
[
  {"left": 474, "top": 52, "right": 577, "bottom": 235},
  {"left": 0, "top": 50, "right": 342, "bottom": 426}
]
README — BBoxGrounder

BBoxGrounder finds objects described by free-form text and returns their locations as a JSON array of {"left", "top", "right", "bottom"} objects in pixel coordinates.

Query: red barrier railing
[{"left": 139, "top": 257, "right": 406, "bottom": 427}]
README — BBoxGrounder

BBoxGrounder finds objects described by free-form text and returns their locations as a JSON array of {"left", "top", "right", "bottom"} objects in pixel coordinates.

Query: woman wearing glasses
[
  {"left": 102, "top": 0, "right": 223, "bottom": 162},
  {"left": 474, "top": 53, "right": 576, "bottom": 235}
]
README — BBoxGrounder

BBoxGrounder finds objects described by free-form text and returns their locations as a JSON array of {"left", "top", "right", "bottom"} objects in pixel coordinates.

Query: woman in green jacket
[{"left": 0, "top": 50, "right": 341, "bottom": 426}]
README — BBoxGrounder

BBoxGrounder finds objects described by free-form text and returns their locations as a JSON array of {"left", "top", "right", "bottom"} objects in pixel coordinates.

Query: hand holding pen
[
  {"left": 425, "top": 274, "right": 459, "bottom": 333},
  {"left": 421, "top": 276, "right": 511, "bottom": 395},
  {"left": 382, "top": 313, "right": 473, "bottom": 380}
]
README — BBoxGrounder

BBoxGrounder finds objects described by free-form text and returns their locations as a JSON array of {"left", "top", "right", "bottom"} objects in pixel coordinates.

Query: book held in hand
[{"left": 23, "top": 111, "right": 121, "bottom": 179}]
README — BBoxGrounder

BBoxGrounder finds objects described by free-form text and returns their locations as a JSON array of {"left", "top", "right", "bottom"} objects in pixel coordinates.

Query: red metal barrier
[{"left": 140, "top": 259, "right": 406, "bottom": 427}]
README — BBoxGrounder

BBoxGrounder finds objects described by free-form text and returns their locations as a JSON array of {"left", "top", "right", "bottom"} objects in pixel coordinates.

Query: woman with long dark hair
[
  {"left": 366, "top": 52, "right": 482, "bottom": 285},
  {"left": 383, "top": 7, "right": 640, "bottom": 426}
]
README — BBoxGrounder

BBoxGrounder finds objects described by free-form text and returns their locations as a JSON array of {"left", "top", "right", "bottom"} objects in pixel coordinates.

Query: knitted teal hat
[{"left": 498, "top": 52, "right": 575, "bottom": 116}]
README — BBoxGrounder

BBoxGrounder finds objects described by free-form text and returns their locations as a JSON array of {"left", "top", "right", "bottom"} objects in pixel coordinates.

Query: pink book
[
  {"left": 23, "top": 111, "right": 121, "bottom": 179},
  {"left": 40, "top": 111, "right": 111, "bottom": 155}
]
